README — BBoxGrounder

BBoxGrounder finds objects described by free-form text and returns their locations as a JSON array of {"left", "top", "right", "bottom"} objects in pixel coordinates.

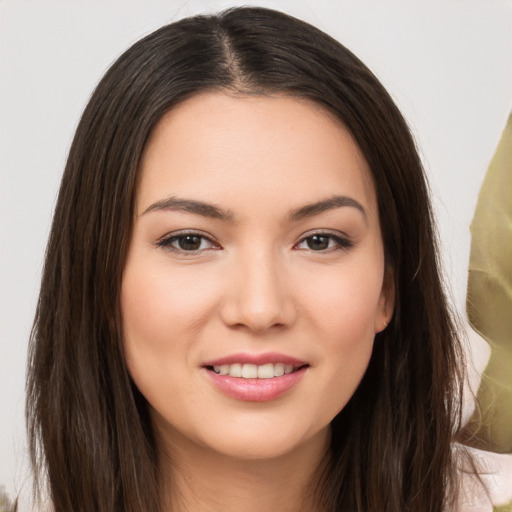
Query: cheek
[
  {"left": 122, "top": 263, "right": 218, "bottom": 342},
  {"left": 297, "top": 261, "right": 383, "bottom": 408},
  {"left": 302, "top": 261, "right": 384, "bottom": 342},
  {"left": 120, "top": 260, "right": 223, "bottom": 391}
]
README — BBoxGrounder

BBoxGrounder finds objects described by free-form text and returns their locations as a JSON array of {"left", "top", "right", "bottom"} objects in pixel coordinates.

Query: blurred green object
[
  {"left": 494, "top": 502, "right": 512, "bottom": 512},
  {"left": 466, "top": 113, "right": 512, "bottom": 454}
]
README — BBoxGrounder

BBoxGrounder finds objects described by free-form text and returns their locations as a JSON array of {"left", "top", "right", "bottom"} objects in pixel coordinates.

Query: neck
[{"left": 158, "top": 427, "right": 331, "bottom": 512}]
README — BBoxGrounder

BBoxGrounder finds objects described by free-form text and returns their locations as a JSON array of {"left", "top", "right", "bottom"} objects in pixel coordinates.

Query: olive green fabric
[
  {"left": 466, "top": 113, "right": 512, "bottom": 453},
  {"left": 494, "top": 501, "right": 512, "bottom": 512}
]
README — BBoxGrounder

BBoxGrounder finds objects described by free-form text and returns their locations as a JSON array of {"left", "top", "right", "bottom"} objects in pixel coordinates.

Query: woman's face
[{"left": 121, "top": 92, "right": 394, "bottom": 460}]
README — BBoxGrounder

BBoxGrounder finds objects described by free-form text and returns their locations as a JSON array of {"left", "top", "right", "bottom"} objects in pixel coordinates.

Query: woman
[{"left": 26, "top": 7, "right": 470, "bottom": 512}]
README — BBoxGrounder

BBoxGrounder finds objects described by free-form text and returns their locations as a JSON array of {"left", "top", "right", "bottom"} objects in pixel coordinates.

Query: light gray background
[{"left": 1, "top": 0, "right": 511, "bottom": 508}]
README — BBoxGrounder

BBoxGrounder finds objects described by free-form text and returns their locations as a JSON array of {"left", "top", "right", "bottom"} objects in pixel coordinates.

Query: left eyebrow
[
  {"left": 141, "top": 196, "right": 234, "bottom": 221},
  {"left": 289, "top": 195, "right": 367, "bottom": 222}
]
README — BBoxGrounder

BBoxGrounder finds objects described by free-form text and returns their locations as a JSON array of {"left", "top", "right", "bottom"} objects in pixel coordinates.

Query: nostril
[{"left": 226, "top": 319, "right": 288, "bottom": 333}]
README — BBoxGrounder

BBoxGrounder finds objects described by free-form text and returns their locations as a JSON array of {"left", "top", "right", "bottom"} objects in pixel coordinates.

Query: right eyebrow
[
  {"left": 289, "top": 195, "right": 367, "bottom": 223},
  {"left": 141, "top": 196, "right": 234, "bottom": 222}
]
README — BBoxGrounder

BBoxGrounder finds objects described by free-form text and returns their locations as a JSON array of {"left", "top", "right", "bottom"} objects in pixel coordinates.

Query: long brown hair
[{"left": 27, "top": 7, "right": 466, "bottom": 511}]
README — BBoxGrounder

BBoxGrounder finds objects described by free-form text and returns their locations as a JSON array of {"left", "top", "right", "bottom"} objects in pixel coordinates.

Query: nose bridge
[{"left": 221, "top": 244, "right": 294, "bottom": 331}]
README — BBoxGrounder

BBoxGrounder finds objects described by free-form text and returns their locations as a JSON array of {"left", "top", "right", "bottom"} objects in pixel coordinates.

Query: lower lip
[{"left": 204, "top": 366, "right": 308, "bottom": 402}]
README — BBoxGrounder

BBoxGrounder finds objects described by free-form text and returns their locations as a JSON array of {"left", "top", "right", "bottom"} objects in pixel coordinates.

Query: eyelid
[
  {"left": 155, "top": 229, "right": 221, "bottom": 253},
  {"left": 293, "top": 229, "right": 353, "bottom": 251}
]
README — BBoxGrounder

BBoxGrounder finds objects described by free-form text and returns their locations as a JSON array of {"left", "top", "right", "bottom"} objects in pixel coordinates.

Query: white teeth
[
  {"left": 211, "top": 362, "right": 301, "bottom": 378},
  {"left": 241, "top": 364, "right": 258, "bottom": 378},
  {"left": 257, "top": 363, "right": 274, "bottom": 379},
  {"left": 213, "top": 365, "right": 230, "bottom": 375},
  {"left": 274, "top": 363, "right": 285, "bottom": 376},
  {"left": 228, "top": 363, "right": 242, "bottom": 377}
]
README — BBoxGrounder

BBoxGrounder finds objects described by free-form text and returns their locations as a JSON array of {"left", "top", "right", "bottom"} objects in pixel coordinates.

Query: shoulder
[{"left": 453, "top": 443, "right": 512, "bottom": 512}]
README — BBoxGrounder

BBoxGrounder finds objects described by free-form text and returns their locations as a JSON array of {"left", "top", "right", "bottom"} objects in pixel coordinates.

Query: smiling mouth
[{"left": 206, "top": 363, "right": 307, "bottom": 379}]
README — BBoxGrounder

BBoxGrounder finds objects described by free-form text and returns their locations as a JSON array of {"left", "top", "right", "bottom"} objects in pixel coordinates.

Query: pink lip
[
  {"left": 202, "top": 352, "right": 307, "bottom": 367},
  {"left": 204, "top": 366, "right": 308, "bottom": 402}
]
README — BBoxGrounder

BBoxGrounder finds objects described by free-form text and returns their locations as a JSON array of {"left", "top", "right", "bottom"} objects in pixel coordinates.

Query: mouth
[
  {"left": 206, "top": 362, "right": 307, "bottom": 379},
  {"left": 202, "top": 353, "right": 309, "bottom": 401}
]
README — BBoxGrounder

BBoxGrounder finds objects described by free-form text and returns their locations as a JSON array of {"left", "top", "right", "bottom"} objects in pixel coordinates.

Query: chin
[{"left": 191, "top": 417, "right": 331, "bottom": 462}]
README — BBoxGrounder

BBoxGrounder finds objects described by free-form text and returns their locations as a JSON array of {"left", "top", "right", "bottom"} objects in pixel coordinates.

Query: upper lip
[{"left": 202, "top": 352, "right": 308, "bottom": 367}]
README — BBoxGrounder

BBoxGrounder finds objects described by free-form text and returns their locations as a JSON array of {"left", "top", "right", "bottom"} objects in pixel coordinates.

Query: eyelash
[
  {"left": 294, "top": 231, "right": 353, "bottom": 252},
  {"left": 156, "top": 230, "right": 219, "bottom": 254},
  {"left": 156, "top": 230, "right": 353, "bottom": 254}
]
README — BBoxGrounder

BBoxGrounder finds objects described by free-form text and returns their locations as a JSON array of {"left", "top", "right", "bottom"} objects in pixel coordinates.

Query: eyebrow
[
  {"left": 141, "top": 194, "right": 366, "bottom": 222},
  {"left": 142, "top": 196, "right": 234, "bottom": 221},
  {"left": 289, "top": 195, "right": 367, "bottom": 222}
]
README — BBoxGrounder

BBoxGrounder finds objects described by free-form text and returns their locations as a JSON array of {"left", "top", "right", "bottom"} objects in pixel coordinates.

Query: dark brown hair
[{"left": 27, "top": 7, "right": 466, "bottom": 511}]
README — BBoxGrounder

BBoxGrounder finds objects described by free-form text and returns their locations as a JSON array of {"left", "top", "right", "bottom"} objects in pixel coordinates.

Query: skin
[{"left": 121, "top": 92, "right": 394, "bottom": 511}]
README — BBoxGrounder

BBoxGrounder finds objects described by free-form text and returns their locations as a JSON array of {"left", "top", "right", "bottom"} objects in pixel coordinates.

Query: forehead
[{"left": 137, "top": 92, "right": 377, "bottom": 220}]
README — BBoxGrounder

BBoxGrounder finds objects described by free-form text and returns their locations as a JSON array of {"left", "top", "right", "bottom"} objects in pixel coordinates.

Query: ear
[{"left": 374, "top": 265, "right": 395, "bottom": 333}]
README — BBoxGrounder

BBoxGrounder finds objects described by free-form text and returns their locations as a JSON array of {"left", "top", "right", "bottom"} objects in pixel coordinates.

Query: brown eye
[
  {"left": 306, "top": 235, "right": 330, "bottom": 251},
  {"left": 157, "top": 232, "right": 218, "bottom": 253},
  {"left": 177, "top": 235, "right": 203, "bottom": 251},
  {"left": 295, "top": 232, "right": 353, "bottom": 252}
]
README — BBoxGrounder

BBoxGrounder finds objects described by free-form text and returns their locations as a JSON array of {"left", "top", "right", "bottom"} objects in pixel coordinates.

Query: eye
[
  {"left": 156, "top": 231, "right": 219, "bottom": 253},
  {"left": 295, "top": 232, "right": 352, "bottom": 252}
]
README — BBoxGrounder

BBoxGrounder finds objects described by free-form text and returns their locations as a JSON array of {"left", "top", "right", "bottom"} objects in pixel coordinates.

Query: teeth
[
  {"left": 229, "top": 363, "right": 242, "bottom": 377},
  {"left": 274, "top": 363, "right": 285, "bottom": 376},
  {"left": 241, "top": 364, "right": 258, "bottom": 378},
  {"left": 212, "top": 362, "right": 300, "bottom": 378},
  {"left": 257, "top": 363, "right": 274, "bottom": 379},
  {"left": 213, "top": 365, "right": 230, "bottom": 375}
]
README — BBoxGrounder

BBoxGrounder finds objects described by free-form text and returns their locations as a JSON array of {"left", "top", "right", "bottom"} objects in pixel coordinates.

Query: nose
[{"left": 220, "top": 249, "right": 296, "bottom": 333}]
